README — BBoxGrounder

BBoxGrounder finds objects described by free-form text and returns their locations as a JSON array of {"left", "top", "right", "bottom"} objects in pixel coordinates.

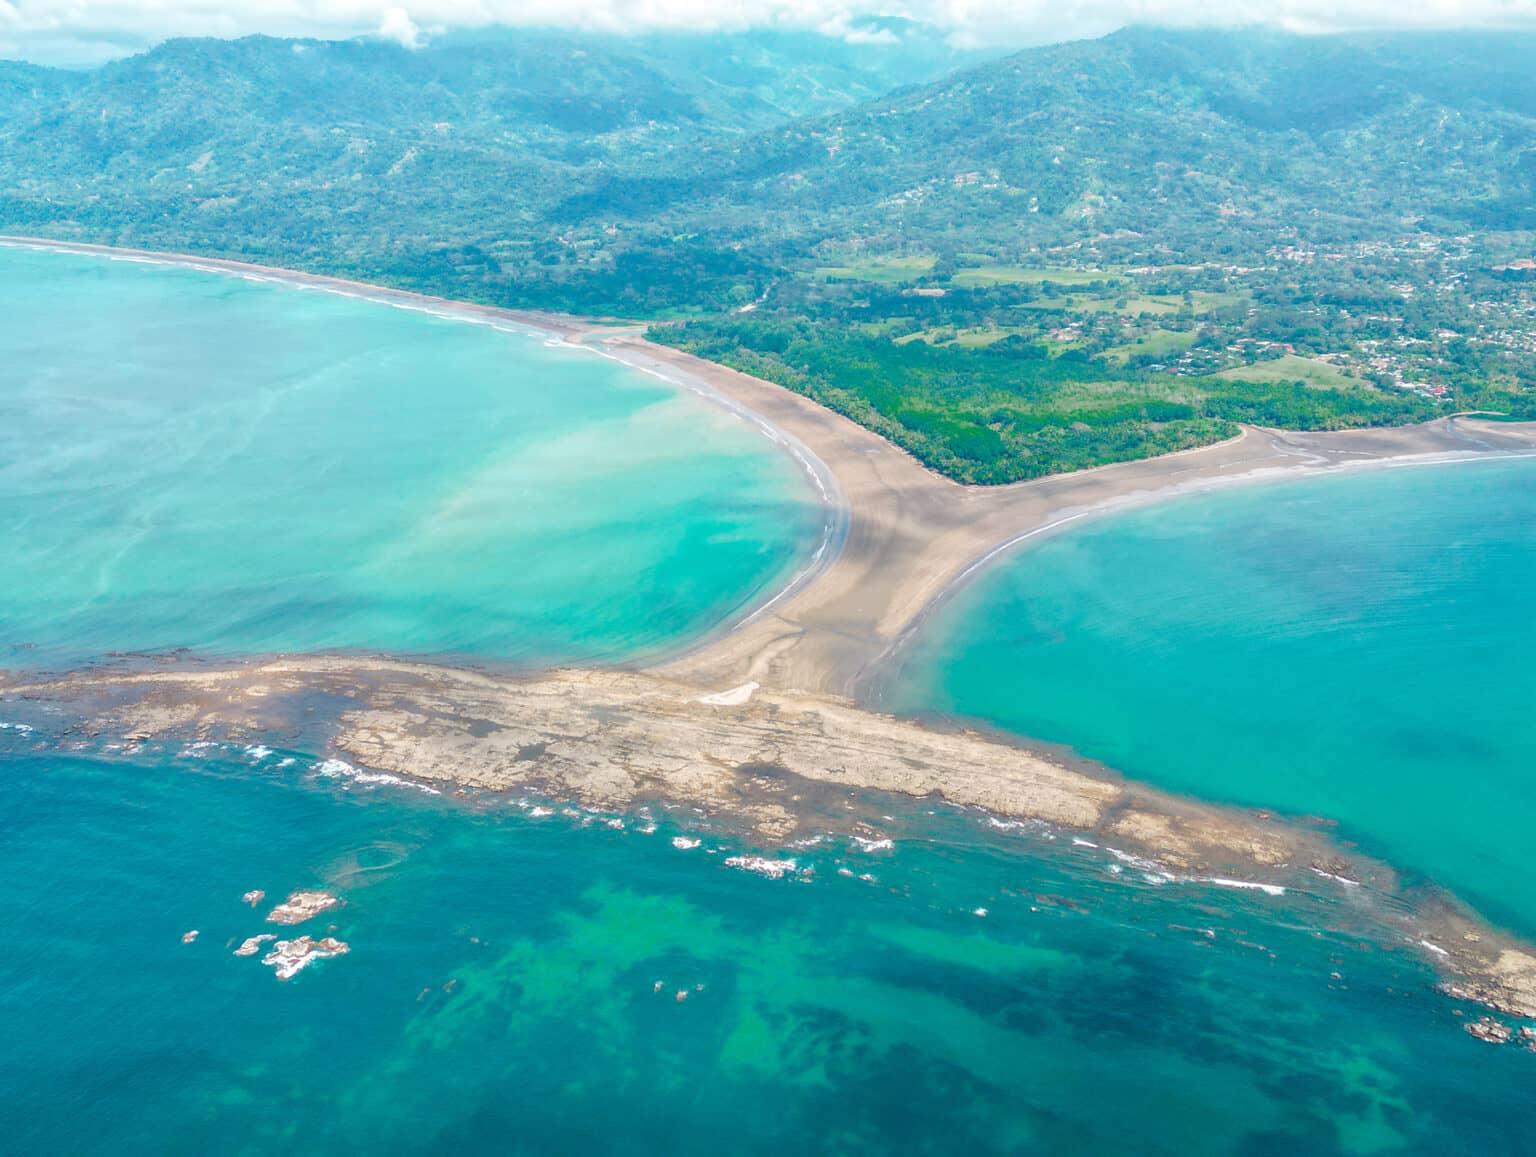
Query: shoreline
[
  {"left": 637, "top": 369, "right": 1536, "bottom": 695},
  {"left": 9, "top": 235, "right": 1536, "bottom": 699},
  {"left": 7, "top": 652, "right": 1536, "bottom": 1022},
  {"left": 9, "top": 235, "right": 1536, "bottom": 1022}
]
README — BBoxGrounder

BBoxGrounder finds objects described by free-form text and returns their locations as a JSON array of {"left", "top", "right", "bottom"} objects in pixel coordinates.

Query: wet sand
[{"left": 8, "top": 235, "right": 1534, "bottom": 699}]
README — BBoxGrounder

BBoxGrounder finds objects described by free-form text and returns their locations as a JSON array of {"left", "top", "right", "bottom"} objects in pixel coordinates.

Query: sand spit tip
[{"left": 698, "top": 681, "right": 760, "bottom": 707}]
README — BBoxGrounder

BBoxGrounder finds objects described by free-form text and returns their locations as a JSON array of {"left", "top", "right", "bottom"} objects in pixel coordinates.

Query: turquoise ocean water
[
  {"left": 3, "top": 738, "right": 1533, "bottom": 1156},
  {"left": 3, "top": 248, "right": 1535, "bottom": 1152},
  {"left": 0, "top": 245, "right": 818, "bottom": 668},
  {"left": 886, "top": 459, "right": 1536, "bottom": 940}
]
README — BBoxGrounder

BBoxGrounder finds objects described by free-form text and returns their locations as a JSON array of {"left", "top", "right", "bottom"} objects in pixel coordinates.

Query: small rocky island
[
  {"left": 266, "top": 889, "right": 340, "bottom": 925},
  {"left": 224, "top": 890, "right": 349, "bottom": 979},
  {"left": 262, "top": 935, "right": 350, "bottom": 981}
]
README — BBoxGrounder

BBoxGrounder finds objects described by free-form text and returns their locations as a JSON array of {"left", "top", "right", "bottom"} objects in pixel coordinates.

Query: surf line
[{"left": 585, "top": 339, "right": 849, "bottom": 635}]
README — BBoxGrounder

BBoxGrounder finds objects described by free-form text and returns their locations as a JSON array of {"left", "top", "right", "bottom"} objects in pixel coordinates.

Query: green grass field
[
  {"left": 890, "top": 325, "right": 1042, "bottom": 349},
  {"left": 1101, "top": 329, "right": 1198, "bottom": 363},
  {"left": 950, "top": 326, "right": 1028, "bottom": 348},
  {"left": 814, "top": 255, "right": 936, "bottom": 284},
  {"left": 949, "top": 265, "right": 1123, "bottom": 288},
  {"left": 1216, "top": 354, "right": 1364, "bottom": 389}
]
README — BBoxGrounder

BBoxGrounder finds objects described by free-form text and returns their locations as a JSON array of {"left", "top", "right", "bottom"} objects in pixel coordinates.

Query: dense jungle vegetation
[{"left": 3, "top": 25, "right": 1534, "bottom": 480}]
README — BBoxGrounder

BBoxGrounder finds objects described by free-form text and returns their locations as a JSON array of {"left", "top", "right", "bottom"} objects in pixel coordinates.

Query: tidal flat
[{"left": 8, "top": 652, "right": 1536, "bottom": 1026}]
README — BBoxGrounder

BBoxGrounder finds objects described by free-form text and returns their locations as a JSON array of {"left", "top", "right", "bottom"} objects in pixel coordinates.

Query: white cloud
[
  {"left": 377, "top": 5, "right": 421, "bottom": 47},
  {"left": 3, "top": 0, "right": 1536, "bottom": 65}
]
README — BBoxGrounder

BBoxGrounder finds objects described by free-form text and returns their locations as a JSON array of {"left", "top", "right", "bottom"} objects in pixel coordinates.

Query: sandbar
[{"left": 7, "top": 235, "right": 1533, "bottom": 699}]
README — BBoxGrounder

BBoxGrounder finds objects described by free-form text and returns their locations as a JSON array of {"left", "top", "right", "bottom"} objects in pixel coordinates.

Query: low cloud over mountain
[{"left": 6, "top": 0, "right": 1536, "bottom": 64}]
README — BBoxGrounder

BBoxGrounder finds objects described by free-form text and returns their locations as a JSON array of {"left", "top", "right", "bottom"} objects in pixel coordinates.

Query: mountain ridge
[{"left": 3, "top": 25, "right": 1534, "bottom": 481}]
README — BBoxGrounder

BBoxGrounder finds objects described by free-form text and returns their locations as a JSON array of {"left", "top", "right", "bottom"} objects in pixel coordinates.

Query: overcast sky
[{"left": 4, "top": 0, "right": 1536, "bottom": 65}]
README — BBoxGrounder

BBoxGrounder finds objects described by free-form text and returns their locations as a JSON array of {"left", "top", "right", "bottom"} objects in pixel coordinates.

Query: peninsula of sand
[{"left": 7, "top": 235, "right": 1536, "bottom": 1021}]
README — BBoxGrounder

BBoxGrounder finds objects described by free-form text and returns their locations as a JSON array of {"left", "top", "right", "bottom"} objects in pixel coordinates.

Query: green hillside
[
  {"left": 604, "top": 28, "right": 1536, "bottom": 252},
  {"left": 4, "top": 25, "right": 1534, "bottom": 481},
  {"left": 0, "top": 25, "right": 984, "bottom": 279}
]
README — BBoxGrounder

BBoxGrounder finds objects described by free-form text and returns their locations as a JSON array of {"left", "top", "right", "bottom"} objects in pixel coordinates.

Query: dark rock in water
[
  {"left": 266, "top": 890, "right": 339, "bottom": 925},
  {"left": 262, "top": 935, "right": 349, "bottom": 980},
  {"left": 1464, "top": 1017, "right": 1513, "bottom": 1044}
]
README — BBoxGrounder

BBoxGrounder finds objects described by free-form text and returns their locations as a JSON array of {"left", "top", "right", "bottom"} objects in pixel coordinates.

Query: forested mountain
[
  {"left": 4, "top": 26, "right": 1535, "bottom": 481},
  {"left": 6, "top": 26, "right": 1535, "bottom": 303},
  {"left": 0, "top": 23, "right": 984, "bottom": 269},
  {"left": 578, "top": 27, "right": 1536, "bottom": 260}
]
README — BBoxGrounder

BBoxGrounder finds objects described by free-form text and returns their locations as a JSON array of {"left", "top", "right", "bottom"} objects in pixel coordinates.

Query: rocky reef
[
  {"left": 266, "top": 890, "right": 340, "bottom": 925},
  {"left": 9, "top": 655, "right": 1536, "bottom": 1018},
  {"left": 262, "top": 935, "right": 350, "bottom": 981},
  {"left": 234, "top": 933, "right": 276, "bottom": 957}
]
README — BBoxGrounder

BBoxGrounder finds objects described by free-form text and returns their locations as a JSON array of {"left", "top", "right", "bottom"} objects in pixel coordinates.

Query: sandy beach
[
  {"left": 7, "top": 234, "right": 1535, "bottom": 700},
  {"left": 621, "top": 342, "right": 1536, "bottom": 698},
  {"left": 9, "top": 234, "right": 1536, "bottom": 1018}
]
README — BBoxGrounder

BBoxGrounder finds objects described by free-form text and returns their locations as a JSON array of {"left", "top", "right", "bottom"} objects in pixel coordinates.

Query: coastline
[
  {"left": 9, "top": 235, "right": 1536, "bottom": 1023},
  {"left": 0, "top": 234, "right": 853, "bottom": 661},
  {"left": 9, "top": 235, "right": 1536, "bottom": 700},
  {"left": 636, "top": 365, "right": 1536, "bottom": 696},
  {"left": 8, "top": 652, "right": 1536, "bottom": 1022}
]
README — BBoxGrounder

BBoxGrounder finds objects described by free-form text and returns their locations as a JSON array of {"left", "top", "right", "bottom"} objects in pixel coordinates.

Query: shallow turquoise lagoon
[
  {"left": 885, "top": 458, "right": 1536, "bottom": 938},
  {"left": 2, "top": 741, "right": 1532, "bottom": 1156},
  {"left": 0, "top": 245, "right": 818, "bottom": 667}
]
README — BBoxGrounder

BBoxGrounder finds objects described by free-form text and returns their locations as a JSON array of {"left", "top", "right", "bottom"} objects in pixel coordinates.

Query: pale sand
[
  {"left": 9, "top": 235, "right": 1534, "bottom": 698},
  {"left": 9, "top": 235, "right": 1536, "bottom": 1017},
  {"left": 628, "top": 334, "right": 1536, "bottom": 696}
]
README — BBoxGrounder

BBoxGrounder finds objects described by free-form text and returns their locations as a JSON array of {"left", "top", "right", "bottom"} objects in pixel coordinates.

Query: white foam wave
[
  {"left": 984, "top": 816, "right": 1035, "bottom": 833},
  {"left": 852, "top": 836, "right": 894, "bottom": 852},
  {"left": 1310, "top": 867, "right": 1360, "bottom": 889},
  {"left": 312, "top": 757, "right": 441, "bottom": 795},
  {"left": 1202, "top": 877, "right": 1286, "bottom": 897},
  {"left": 1106, "top": 846, "right": 1175, "bottom": 883},
  {"left": 724, "top": 855, "right": 799, "bottom": 879}
]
